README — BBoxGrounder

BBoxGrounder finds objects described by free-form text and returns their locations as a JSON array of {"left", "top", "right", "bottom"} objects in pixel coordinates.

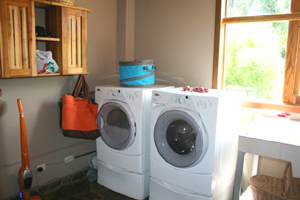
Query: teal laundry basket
[{"left": 119, "top": 60, "right": 156, "bottom": 87}]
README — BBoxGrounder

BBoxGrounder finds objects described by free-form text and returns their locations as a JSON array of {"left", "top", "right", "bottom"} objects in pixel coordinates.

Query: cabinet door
[
  {"left": 61, "top": 7, "right": 88, "bottom": 75},
  {"left": 0, "top": 0, "right": 36, "bottom": 78}
]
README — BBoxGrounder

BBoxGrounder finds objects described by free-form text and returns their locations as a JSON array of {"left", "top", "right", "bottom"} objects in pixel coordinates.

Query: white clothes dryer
[
  {"left": 95, "top": 85, "right": 172, "bottom": 200},
  {"left": 149, "top": 88, "right": 242, "bottom": 200}
]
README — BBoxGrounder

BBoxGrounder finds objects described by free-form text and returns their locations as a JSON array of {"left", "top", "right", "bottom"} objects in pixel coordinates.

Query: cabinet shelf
[
  {"left": 36, "top": 37, "right": 60, "bottom": 42},
  {"left": 37, "top": 73, "right": 60, "bottom": 77}
]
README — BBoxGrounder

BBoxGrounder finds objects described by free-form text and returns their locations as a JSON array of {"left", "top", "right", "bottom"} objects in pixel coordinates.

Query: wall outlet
[{"left": 37, "top": 163, "right": 46, "bottom": 172}]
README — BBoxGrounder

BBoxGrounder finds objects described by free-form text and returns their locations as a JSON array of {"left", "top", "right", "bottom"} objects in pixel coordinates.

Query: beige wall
[
  {"left": 75, "top": 0, "right": 119, "bottom": 88},
  {"left": 134, "top": 0, "right": 216, "bottom": 87},
  {"left": 0, "top": 0, "right": 118, "bottom": 198},
  {"left": 117, "top": 0, "right": 135, "bottom": 62}
]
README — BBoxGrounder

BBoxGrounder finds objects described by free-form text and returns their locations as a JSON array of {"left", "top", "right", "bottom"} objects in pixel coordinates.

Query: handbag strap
[
  {"left": 72, "top": 75, "right": 84, "bottom": 97},
  {"left": 83, "top": 76, "right": 91, "bottom": 103},
  {"left": 72, "top": 75, "right": 91, "bottom": 103}
]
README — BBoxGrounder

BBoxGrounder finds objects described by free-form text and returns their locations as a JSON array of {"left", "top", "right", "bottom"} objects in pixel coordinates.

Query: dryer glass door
[
  {"left": 97, "top": 101, "right": 136, "bottom": 150},
  {"left": 154, "top": 110, "right": 208, "bottom": 168}
]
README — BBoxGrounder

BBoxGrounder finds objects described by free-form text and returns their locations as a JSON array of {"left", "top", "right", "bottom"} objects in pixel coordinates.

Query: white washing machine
[
  {"left": 95, "top": 85, "right": 172, "bottom": 200},
  {"left": 149, "top": 88, "right": 242, "bottom": 200}
]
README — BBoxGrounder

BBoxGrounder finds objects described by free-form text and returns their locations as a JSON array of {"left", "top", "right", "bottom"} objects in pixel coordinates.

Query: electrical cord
[
  {"left": 35, "top": 170, "right": 41, "bottom": 189},
  {"left": 74, "top": 151, "right": 96, "bottom": 159},
  {"left": 35, "top": 151, "right": 96, "bottom": 189},
  {"left": 36, "top": 150, "right": 96, "bottom": 171}
]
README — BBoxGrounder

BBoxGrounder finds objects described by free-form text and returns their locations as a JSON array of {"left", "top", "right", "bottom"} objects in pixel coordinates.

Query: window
[
  {"left": 225, "top": 22, "right": 287, "bottom": 102},
  {"left": 213, "top": 0, "right": 300, "bottom": 113}
]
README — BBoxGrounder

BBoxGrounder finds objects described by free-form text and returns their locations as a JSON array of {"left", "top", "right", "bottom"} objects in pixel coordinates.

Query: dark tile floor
[{"left": 39, "top": 178, "right": 149, "bottom": 200}]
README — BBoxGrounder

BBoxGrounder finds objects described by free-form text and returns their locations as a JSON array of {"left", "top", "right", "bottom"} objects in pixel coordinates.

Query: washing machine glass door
[
  {"left": 154, "top": 109, "right": 208, "bottom": 168},
  {"left": 97, "top": 101, "right": 136, "bottom": 150}
]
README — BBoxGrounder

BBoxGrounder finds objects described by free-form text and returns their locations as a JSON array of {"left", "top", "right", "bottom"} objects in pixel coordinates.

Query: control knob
[
  {"left": 112, "top": 90, "right": 118, "bottom": 96},
  {"left": 178, "top": 96, "right": 185, "bottom": 104}
]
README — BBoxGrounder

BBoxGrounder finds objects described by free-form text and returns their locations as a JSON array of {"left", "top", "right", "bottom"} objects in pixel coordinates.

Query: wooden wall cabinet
[
  {"left": 0, "top": 0, "right": 89, "bottom": 78},
  {"left": 0, "top": 0, "right": 36, "bottom": 78},
  {"left": 61, "top": 7, "right": 88, "bottom": 75}
]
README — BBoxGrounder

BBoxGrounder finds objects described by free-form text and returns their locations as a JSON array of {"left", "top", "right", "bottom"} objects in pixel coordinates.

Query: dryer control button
[
  {"left": 208, "top": 98, "right": 213, "bottom": 106},
  {"left": 112, "top": 90, "right": 118, "bottom": 96},
  {"left": 178, "top": 97, "right": 185, "bottom": 104}
]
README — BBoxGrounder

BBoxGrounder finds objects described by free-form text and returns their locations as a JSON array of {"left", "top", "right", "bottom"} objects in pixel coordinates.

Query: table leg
[{"left": 233, "top": 151, "right": 245, "bottom": 200}]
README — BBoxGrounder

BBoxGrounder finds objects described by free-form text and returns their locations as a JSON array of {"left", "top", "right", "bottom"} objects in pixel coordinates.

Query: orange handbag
[{"left": 61, "top": 75, "right": 100, "bottom": 139}]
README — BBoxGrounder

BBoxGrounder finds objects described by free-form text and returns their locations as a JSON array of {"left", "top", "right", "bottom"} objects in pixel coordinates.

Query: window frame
[{"left": 213, "top": 0, "right": 300, "bottom": 113}]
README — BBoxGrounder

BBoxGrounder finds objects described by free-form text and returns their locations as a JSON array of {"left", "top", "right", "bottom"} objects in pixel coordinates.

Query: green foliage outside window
[
  {"left": 227, "top": 0, "right": 290, "bottom": 17},
  {"left": 224, "top": 0, "right": 290, "bottom": 101}
]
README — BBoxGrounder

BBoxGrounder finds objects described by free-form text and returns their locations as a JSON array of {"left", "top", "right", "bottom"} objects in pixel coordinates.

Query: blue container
[{"left": 119, "top": 60, "right": 156, "bottom": 87}]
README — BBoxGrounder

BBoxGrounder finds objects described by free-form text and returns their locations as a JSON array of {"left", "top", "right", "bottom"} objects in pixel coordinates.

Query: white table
[{"left": 233, "top": 116, "right": 300, "bottom": 200}]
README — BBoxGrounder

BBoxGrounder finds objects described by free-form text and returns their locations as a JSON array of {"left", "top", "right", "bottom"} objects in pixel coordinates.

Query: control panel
[
  {"left": 152, "top": 91, "right": 215, "bottom": 110},
  {"left": 173, "top": 95, "right": 190, "bottom": 105},
  {"left": 109, "top": 89, "right": 124, "bottom": 100}
]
